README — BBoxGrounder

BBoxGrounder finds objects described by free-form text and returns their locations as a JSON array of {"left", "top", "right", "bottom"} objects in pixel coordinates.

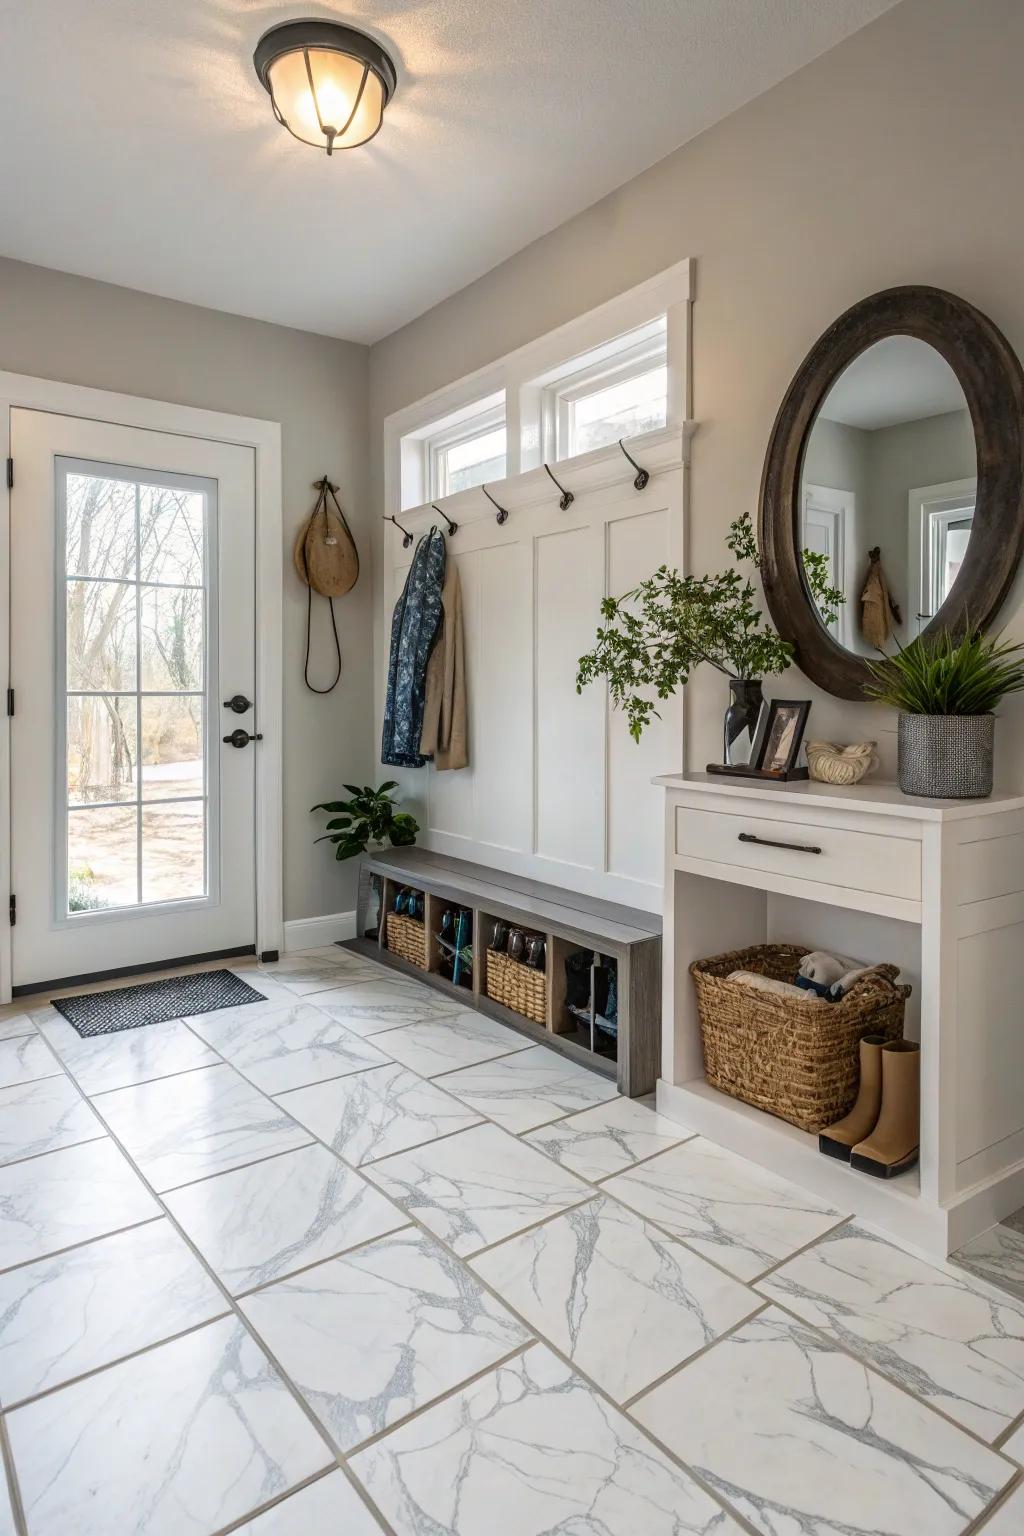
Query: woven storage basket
[
  {"left": 386, "top": 911, "right": 428, "bottom": 970},
  {"left": 690, "top": 943, "right": 909, "bottom": 1133},
  {"left": 486, "top": 950, "right": 547, "bottom": 1025}
]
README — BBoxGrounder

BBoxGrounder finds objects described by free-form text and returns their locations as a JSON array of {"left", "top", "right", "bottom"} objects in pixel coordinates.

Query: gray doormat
[{"left": 51, "top": 970, "right": 267, "bottom": 1038}]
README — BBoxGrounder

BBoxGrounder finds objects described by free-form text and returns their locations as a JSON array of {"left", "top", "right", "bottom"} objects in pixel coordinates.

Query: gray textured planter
[{"left": 897, "top": 713, "right": 994, "bottom": 798}]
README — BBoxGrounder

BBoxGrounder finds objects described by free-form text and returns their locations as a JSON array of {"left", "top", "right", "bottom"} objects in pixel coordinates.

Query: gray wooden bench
[{"left": 348, "top": 847, "right": 662, "bottom": 1096}]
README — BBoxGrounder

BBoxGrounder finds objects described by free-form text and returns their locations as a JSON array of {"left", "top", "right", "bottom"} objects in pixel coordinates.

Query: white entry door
[{"left": 9, "top": 409, "right": 258, "bottom": 988}]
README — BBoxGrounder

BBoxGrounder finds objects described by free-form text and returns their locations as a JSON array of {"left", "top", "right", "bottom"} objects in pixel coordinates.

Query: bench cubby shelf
[{"left": 351, "top": 848, "right": 661, "bottom": 1096}]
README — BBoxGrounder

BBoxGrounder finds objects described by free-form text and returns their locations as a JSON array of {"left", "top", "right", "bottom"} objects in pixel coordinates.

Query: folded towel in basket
[{"left": 727, "top": 970, "right": 810, "bottom": 1000}]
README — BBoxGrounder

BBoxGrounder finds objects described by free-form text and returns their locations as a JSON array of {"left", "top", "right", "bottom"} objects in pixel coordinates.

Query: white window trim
[
  {"left": 0, "top": 371, "right": 283, "bottom": 1004},
  {"left": 384, "top": 256, "right": 694, "bottom": 531},
  {"left": 908, "top": 476, "right": 977, "bottom": 634},
  {"left": 425, "top": 401, "right": 506, "bottom": 499},
  {"left": 546, "top": 325, "right": 668, "bottom": 462}
]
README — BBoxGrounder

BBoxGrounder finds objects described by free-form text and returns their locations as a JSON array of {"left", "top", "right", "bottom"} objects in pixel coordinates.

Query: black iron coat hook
[
  {"left": 544, "top": 463, "right": 574, "bottom": 511},
  {"left": 386, "top": 514, "right": 414, "bottom": 549},
  {"left": 431, "top": 504, "right": 459, "bottom": 536},
  {"left": 481, "top": 484, "right": 509, "bottom": 525},
  {"left": 618, "top": 439, "right": 650, "bottom": 491}
]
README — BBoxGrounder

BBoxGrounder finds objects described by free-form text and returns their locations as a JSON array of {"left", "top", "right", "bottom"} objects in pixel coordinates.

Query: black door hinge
[
  {"left": 5, "top": 459, "right": 12, "bottom": 490},
  {"left": 5, "top": 688, "right": 12, "bottom": 718},
  {"left": 8, "top": 895, "right": 15, "bottom": 928}
]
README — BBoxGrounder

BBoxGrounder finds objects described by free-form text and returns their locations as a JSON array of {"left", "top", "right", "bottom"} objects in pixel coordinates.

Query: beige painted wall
[
  {"left": 0, "top": 256, "right": 372, "bottom": 924},
  {"left": 369, "top": 0, "right": 1024, "bottom": 787}
]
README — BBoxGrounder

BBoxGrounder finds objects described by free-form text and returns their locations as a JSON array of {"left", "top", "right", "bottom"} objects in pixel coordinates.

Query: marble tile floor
[{"left": 0, "top": 942, "right": 1020, "bottom": 1535}]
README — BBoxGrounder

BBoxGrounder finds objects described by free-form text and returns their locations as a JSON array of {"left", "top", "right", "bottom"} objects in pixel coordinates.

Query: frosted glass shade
[{"left": 254, "top": 22, "right": 396, "bottom": 155}]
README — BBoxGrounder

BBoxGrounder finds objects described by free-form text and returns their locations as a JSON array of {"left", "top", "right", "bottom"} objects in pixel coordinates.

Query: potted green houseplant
[
  {"left": 312, "top": 781, "right": 419, "bottom": 860},
  {"left": 866, "top": 630, "right": 1024, "bottom": 798},
  {"left": 576, "top": 511, "right": 842, "bottom": 761}
]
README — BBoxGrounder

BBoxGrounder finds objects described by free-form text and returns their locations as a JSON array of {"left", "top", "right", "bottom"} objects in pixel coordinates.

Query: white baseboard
[{"left": 283, "top": 911, "right": 357, "bottom": 953}]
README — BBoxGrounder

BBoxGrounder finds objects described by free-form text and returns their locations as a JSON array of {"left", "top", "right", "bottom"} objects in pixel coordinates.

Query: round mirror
[
  {"left": 759, "top": 287, "right": 1024, "bottom": 699},
  {"left": 800, "top": 337, "right": 974, "bottom": 655}
]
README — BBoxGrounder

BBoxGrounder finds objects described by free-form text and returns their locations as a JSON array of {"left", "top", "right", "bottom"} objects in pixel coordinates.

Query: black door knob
[
  {"left": 223, "top": 728, "right": 263, "bottom": 748},
  {"left": 223, "top": 694, "right": 253, "bottom": 714}
]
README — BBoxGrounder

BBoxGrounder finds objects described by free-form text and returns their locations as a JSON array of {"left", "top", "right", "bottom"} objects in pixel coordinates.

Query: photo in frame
[{"left": 751, "top": 698, "right": 812, "bottom": 774}]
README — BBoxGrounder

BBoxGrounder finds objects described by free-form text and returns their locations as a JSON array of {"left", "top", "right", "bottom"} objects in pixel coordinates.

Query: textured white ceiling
[
  {"left": 0, "top": 0, "right": 896, "bottom": 343},
  {"left": 820, "top": 336, "right": 967, "bottom": 431}
]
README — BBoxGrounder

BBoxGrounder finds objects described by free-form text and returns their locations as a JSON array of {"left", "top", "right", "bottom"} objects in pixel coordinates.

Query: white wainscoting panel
[
  {"left": 606, "top": 508, "right": 672, "bottom": 886},
  {"left": 377, "top": 430, "right": 686, "bottom": 911},
  {"left": 535, "top": 523, "right": 605, "bottom": 872}
]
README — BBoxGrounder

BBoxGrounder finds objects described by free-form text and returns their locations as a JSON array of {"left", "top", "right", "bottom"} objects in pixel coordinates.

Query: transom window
[
  {"left": 546, "top": 317, "right": 668, "bottom": 460},
  {"left": 58, "top": 459, "right": 214, "bottom": 916},
  {"left": 427, "top": 403, "right": 507, "bottom": 498}
]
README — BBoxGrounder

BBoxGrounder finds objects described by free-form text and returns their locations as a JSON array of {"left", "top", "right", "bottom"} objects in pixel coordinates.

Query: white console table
[{"left": 656, "top": 771, "right": 1024, "bottom": 1259}]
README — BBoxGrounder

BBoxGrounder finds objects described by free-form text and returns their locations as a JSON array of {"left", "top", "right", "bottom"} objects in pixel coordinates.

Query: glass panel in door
[{"left": 60, "top": 465, "right": 209, "bottom": 915}]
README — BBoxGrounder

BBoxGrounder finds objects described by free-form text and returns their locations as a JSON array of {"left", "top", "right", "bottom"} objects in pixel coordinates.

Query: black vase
[{"left": 724, "top": 679, "right": 764, "bottom": 766}]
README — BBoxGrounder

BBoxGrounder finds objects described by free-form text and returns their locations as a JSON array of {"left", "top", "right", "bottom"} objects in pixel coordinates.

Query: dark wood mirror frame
[{"left": 758, "top": 285, "right": 1024, "bottom": 699}]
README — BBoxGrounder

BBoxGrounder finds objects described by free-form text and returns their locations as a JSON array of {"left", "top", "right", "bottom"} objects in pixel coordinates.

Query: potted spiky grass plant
[{"left": 866, "top": 630, "right": 1024, "bottom": 798}]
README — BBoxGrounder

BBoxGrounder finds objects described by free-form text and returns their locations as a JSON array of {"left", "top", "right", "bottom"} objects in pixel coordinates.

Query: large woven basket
[
  {"left": 486, "top": 950, "right": 547, "bottom": 1025},
  {"left": 690, "top": 943, "right": 909, "bottom": 1133},
  {"left": 386, "top": 911, "right": 428, "bottom": 970}
]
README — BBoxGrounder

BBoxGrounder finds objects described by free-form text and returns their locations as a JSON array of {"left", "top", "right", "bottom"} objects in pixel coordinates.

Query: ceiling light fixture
[{"left": 253, "top": 18, "right": 397, "bottom": 155}]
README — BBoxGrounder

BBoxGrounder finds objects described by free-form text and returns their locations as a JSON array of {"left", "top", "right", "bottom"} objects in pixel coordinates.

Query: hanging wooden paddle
[{"left": 294, "top": 476, "right": 359, "bottom": 693}]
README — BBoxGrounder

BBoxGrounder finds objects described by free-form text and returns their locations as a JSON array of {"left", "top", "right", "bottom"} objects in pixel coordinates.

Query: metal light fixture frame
[{"left": 253, "top": 18, "right": 398, "bottom": 155}]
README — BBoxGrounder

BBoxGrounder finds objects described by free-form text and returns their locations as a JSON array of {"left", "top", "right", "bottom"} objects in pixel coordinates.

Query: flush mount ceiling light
[{"left": 253, "top": 18, "right": 397, "bottom": 155}]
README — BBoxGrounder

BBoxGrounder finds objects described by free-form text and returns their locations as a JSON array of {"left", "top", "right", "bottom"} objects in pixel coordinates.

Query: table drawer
[{"left": 675, "top": 806, "right": 921, "bottom": 903}]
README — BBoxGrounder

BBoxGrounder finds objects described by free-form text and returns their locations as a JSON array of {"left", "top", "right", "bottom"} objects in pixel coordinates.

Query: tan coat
[
  {"left": 419, "top": 556, "right": 468, "bottom": 770},
  {"left": 860, "top": 547, "right": 901, "bottom": 650}
]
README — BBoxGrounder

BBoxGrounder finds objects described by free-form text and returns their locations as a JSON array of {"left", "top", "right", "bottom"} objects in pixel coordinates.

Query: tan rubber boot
[
  {"left": 850, "top": 1041, "right": 920, "bottom": 1178},
  {"left": 818, "top": 1035, "right": 886, "bottom": 1161}
]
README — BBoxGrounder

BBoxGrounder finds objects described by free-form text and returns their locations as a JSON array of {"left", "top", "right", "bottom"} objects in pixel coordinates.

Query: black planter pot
[{"left": 724, "top": 678, "right": 764, "bottom": 766}]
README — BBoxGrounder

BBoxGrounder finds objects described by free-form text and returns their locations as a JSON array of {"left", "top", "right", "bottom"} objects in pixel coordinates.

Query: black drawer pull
[{"left": 738, "top": 832, "right": 822, "bottom": 855}]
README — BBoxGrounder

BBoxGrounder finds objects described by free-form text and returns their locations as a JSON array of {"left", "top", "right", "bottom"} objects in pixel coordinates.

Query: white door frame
[
  {"left": 802, "top": 482, "right": 855, "bottom": 649},
  {"left": 0, "top": 371, "right": 283, "bottom": 1003}
]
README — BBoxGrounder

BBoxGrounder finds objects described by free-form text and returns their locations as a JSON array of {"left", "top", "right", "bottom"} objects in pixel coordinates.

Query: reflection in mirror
[{"left": 799, "top": 336, "right": 976, "bottom": 656}]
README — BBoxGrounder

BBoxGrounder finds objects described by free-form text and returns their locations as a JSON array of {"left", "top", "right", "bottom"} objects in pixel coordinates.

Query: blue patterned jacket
[{"left": 381, "top": 527, "right": 447, "bottom": 767}]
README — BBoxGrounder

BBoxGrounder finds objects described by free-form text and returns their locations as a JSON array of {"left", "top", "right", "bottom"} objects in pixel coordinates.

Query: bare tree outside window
[{"left": 64, "top": 471, "right": 207, "bottom": 911}]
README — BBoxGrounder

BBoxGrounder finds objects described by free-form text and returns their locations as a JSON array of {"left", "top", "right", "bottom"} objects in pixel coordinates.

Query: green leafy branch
[{"left": 576, "top": 511, "right": 844, "bottom": 742}]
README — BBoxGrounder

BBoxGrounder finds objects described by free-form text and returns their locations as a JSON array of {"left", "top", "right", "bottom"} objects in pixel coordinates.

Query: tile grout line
[
  {"left": 10, "top": 1016, "right": 400, "bottom": 1536},
  {"left": 0, "top": 1308, "right": 235, "bottom": 1413},
  {"left": 0, "top": 1131, "right": 108, "bottom": 1176},
  {"left": 748, "top": 1212, "right": 856, "bottom": 1283},
  {"left": 0, "top": 1211, "right": 166, "bottom": 1281},
  {"left": 994, "top": 1405, "right": 1024, "bottom": 1452},
  {"left": 338, "top": 1340, "right": 539, "bottom": 1461},
  {"left": 64, "top": 1055, "right": 225, "bottom": 1097},
  {"left": 0, "top": 1411, "right": 27, "bottom": 1536},
  {"left": 588, "top": 1129, "right": 699, "bottom": 1182},
  {"left": 153, "top": 1135, "right": 319, "bottom": 1197},
  {"left": 232, "top": 1221, "right": 416, "bottom": 1301},
  {"left": 619, "top": 1301, "right": 771, "bottom": 1410},
  {"left": 212, "top": 1465, "right": 341, "bottom": 1536},
  {"left": 87, "top": 1057, "right": 225, "bottom": 1102},
  {"left": 965, "top": 1469, "right": 1023, "bottom": 1534},
  {"left": 761, "top": 1291, "right": 1024, "bottom": 1461}
]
